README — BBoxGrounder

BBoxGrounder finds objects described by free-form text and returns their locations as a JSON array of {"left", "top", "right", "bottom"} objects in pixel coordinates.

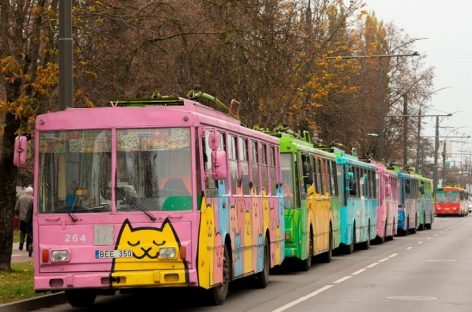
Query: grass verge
[{"left": 0, "top": 261, "right": 36, "bottom": 304}]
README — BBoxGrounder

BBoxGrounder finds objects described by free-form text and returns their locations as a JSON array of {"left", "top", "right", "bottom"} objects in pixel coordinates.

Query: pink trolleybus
[
  {"left": 372, "top": 161, "right": 399, "bottom": 242},
  {"left": 28, "top": 96, "right": 285, "bottom": 307}
]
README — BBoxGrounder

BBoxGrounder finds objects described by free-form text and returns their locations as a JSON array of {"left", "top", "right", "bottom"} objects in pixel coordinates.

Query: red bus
[{"left": 434, "top": 186, "right": 469, "bottom": 217}]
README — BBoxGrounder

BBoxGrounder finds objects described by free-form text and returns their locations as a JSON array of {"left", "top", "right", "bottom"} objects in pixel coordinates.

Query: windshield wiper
[
  {"left": 116, "top": 187, "right": 156, "bottom": 221},
  {"left": 64, "top": 199, "right": 78, "bottom": 222}
]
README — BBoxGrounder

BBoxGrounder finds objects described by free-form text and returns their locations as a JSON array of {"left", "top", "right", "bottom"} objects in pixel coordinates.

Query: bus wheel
[
  {"left": 65, "top": 289, "right": 96, "bottom": 307},
  {"left": 418, "top": 212, "right": 426, "bottom": 231},
  {"left": 346, "top": 225, "right": 356, "bottom": 254},
  {"left": 426, "top": 213, "right": 433, "bottom": 230},
  {"left": 361, "top": 221, "right": 371, "bottom": 250},
  {"left": 391, "top": 219, "right": 396, "bottom": 239},
  {"left": 404, "top": 218, "right": 410, "bottom": 236},
  {"left": 301, "top": 229, "right": 313, "bottom": 271},
  {"left": 410, "top": 216, "right": 417, "bottom": 234},
  {"left": 210, "top": 244, "right": 231, "bottom": 305},
  {"left": 320, "top": 225, "right": 333, "bottom": 263},
  {"left": 254, "top": 238, "right": 269, "bottom": 288}
]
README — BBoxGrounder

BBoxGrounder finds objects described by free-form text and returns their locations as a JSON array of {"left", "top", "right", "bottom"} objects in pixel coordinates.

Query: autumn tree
[{"left": 0, "top": 0, "right": 435, "bottom": 270}]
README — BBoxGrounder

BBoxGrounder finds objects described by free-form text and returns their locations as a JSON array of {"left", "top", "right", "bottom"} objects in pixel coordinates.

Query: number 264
[{"left": 65, "top": 234, "right": 86, "bottom": 243}]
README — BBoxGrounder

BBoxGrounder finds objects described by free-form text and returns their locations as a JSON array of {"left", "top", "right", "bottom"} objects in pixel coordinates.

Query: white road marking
[
  {"left": 271, "top": 285, "right": 334, "bottom": 312},
  {"left": 406, "top": 247, "right": 413, "bottom": 250},
  {"left": 351, "top": 268, "right": 366, "bottom": 275},
  {"left": 334, "top": 276, "right": 352, "bottom": 284},
  {"left": 418, "top": 241, "right": 423, "bottom": 244},
  {"left": 388, "top": 253, "right": 398, "bottom": 258},
  {"left": 378, "top": 257, "right": 389, "bottom": 263},
  {"left": 366, "top": 262, "right": 379, "bottom": 268},
  {"left": 426, "top": 237, "right": 431, "bottom": 240}
]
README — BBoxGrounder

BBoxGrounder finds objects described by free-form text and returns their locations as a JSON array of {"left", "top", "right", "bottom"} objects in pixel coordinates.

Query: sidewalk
[{"left": 11, "top": 242, "right": 32, "bottom": 263}]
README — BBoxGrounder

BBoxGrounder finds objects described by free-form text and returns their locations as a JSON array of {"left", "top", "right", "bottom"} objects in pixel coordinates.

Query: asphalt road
[{"left": 13, "top": 215, "right": 472, "bottom": 312}]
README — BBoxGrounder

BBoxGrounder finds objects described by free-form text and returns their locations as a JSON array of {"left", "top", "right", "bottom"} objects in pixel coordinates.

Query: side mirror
[
  {"left": 211, "top": 150, "right": 227, "bottom": 180},
  {"left": 13, "top": 136, "right": 27, "bottom": 167},
  {"left": 208, "top": 129, "right": 220, "bottom": 151}
]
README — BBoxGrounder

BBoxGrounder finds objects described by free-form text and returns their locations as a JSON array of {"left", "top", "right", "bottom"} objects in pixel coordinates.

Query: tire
[
  {"left": 426, "top": 213, "right": 433, "bottom": 230},
  {"left": 410, "top": 216, "right": 417, "bottom": 234},
  {"left": 209, "top": 244, "right": 231, "bottom": 305},
  {"left": 253, "top": 238, "right": 269, "bottom": 288},
  {"left": 377, "top": 221, "right": 386, "bottom": 244},
  {"left": 389, "top": 219, "right": 396, "bottom": 240},
  {"left": 404, "top": 218, "right": 410, "bottom": 236},
  {"left": 301, "top": 229, "right": 313, "bottom": 271},
  {"left": 346, "top": 224, "right": 356, "bottom": 254},
  {"left": 418, "top": 212, "right": 426, "bottom": 231},
  {"left": 320, "top": 225, "right": 333, "bottom": 263},
  {"left": 361, "top": 221, "right": 371, "bottom": 250},
  {"left": 65, "top": 289, "right": 97, "bottom": 307}
]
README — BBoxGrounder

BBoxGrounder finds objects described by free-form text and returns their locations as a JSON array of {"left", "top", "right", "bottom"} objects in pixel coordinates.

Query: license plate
[{"left": 95, "top": 250, "right": 133, "bottom": 259}]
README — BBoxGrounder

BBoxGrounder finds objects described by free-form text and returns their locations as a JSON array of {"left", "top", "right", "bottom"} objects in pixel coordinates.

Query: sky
[{"left": 363, "top": 0, "right": 472, "bottom": 161}]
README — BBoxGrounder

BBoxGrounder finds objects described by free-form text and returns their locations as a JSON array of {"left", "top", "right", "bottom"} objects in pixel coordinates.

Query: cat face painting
[{"left": 112, "top": 219, "right": 185, "bottom": 272}]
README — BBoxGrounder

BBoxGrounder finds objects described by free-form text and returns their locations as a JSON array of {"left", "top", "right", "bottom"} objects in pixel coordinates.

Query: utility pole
[
  {"left": 59, "top": 0, "right": 73, "bottom": 110},
  {"left": 402, "top": 94, "right": 408, "bottom": 166},
  {"left": 433, "top": 116, "right": 441, "bottom": 193},
  {"left": 388, "top": 113, "right": 452, "bottom": 193},
  {"left": 416, "top": 106, "right": 422, "bottom": 172}
]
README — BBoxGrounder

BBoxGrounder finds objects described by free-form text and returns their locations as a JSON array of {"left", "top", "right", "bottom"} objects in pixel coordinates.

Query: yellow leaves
[
  {"left": 1, "top": 56, "right": 23, "bottom": 82},
  {"left": 31, "top": 6, "right": 43, "bottom": 16}
]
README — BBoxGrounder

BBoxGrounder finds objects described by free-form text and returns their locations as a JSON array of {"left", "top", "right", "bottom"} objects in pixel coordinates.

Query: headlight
[
  {"left": 51, "top": 250, "right": 69, "bottom": 262},
  {"left": 159, "top": 247, "right": 176, "bottom": 259}
]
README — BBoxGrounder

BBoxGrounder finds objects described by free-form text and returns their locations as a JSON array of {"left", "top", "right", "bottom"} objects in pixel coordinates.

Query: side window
[
  {"left": 319, "top": 158, "right": 326, "bottom": 194},
  {"left": 240, "top": 137, "right": 250, "bottom": 195},
  {"left": 251, "top": 141, "right": 260, "bottom": 195},
  {"left": 203, "top": 131, "right": 217, "bottom": 190},
  {"left": 269, "top": 145, "right": 277, "bottom": 195},
  {"left": 405, "top": 179, "right": 411, "bottom": 195},
  {"left": 301, "top": 153, "right": 312, "bottom": 194},
  {"left": 229, "top": 134, "right": 239, "bottom": 194},
  {"left": 311, "top": 155, "right": 319, "bottom": 193},
  {"left": 330, "top": 160, "right": 339, "bottom": 196},
  {"left": 261, "top": 143, "right": 269, "bottom": 195},
  {"left": 348, "top": 166, "right": 355, "bottom": 197}
]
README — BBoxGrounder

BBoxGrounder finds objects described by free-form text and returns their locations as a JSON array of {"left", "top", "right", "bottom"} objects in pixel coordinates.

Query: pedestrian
[{"left": 15, "top": 186, "right": 33, "bottom": 251}]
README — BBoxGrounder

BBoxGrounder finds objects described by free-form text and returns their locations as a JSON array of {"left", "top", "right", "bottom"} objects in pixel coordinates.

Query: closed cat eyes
[
  {"left": 153, "top": 240, "right": 166, "bottom": 246},
  {"left": 127, "top": 240, "right": 140, "bottom": 247}
]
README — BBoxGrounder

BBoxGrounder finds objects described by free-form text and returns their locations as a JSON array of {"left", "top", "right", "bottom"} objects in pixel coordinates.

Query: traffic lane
[
  {"left": 27, "top": 217, "right": 464, "bottom": 312},
  {"left": 282, "top": 216, "right": 472, "bottom": 312}
]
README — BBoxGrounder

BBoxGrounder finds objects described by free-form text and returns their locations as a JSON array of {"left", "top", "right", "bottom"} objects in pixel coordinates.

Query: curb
[{"left": 0, "top": 292, "right": 66, "bottom": 312}]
